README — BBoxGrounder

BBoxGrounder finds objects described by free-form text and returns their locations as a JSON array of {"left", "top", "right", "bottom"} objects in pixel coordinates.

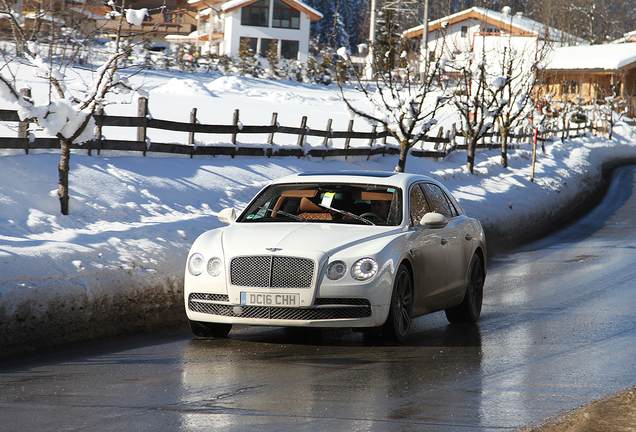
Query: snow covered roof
[
  {"left": 544, "top": 43, "right": 636, "bottom": 71},
  {"left": 66, "top": 5, "right": 110, "bottom": 20},
  {"left": 221, "top": 0, "right": 322, "bottom": 21},
  {"left": 188, "top": 0, "right": 226, "bottom": 8},
  {"left": 404, "top": 7, "right": 586, "bottom": 45},
  {"left": 611, "top": 30, "right": 636, "bottom": 44}
]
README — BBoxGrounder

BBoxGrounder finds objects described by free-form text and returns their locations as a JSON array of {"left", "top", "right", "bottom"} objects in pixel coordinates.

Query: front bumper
[{"left": 186, "top": 292, "right": 387, "bottom": 328}]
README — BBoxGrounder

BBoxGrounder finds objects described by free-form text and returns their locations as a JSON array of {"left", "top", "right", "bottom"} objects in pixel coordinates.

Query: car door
[
  {"left": 405, "top": 183, "right": 450, "bottom": 314},
  {"left": 420, "top": 182, "right": 470, "bottom": 298}
]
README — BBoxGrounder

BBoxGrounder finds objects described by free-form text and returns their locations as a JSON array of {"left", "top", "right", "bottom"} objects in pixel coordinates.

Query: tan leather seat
[{"left": 298, "top": 197, "right": 332, "bottom": 220}]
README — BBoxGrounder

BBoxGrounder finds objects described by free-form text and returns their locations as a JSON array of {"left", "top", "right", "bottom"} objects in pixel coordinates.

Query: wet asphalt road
[{"left": 2, "top": 167, "right": 636, "bottom": 432}]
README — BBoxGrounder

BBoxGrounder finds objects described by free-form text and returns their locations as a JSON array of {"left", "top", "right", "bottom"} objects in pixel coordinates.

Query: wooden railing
[{"left": 0, "top": 97, "right": 594, "bottom": 160}]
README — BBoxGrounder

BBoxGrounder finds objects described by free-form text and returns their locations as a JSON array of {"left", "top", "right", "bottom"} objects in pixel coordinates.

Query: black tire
[
  {"left": 445, "top": 254, "right": 484, "bottom": 324},
  {"left": 382, "top": 264, "right": 413, "bottom": 342},
  {"left": 189, "top": 320, "right": 232, "bottom": 338}
]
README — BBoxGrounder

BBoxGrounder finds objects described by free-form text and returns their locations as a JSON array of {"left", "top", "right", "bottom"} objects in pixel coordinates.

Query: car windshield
[{"left": 238, "top": 183, "right": 403, "bottom": 226}]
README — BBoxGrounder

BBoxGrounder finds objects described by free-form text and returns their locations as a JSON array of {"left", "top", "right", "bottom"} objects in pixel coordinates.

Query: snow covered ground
[{"left": 2, "top": 67, "right": 636, "bottom": 353}]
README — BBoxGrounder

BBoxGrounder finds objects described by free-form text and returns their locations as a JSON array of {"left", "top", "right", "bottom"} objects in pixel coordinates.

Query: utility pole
[
  {"left": 365, "top": 0, "right": 377, "bottom": 79},
  {"left": 420, "top": 0, "right": 429, "bottom": 81}
]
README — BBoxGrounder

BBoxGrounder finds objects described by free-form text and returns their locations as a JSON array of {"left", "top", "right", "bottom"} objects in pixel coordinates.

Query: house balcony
[{"left": 198, "top": 21, "right": 224, "bottom": 41}]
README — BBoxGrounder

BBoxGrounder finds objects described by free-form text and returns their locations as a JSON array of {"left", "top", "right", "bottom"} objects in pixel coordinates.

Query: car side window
[
  {"left": 409, "top": 184, "right": 430, "bottom": 226},
  {"left": 421, "top": 183, "right": 455, "bottom": 218}
]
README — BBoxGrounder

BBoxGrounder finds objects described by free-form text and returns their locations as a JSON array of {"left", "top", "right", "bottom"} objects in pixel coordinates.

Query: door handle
[
  {"left": 465, "top": 234, "right": 473, "bottom": 241},
  {"left": 441, "top": 238, "right": 449, "bottom": 245}
]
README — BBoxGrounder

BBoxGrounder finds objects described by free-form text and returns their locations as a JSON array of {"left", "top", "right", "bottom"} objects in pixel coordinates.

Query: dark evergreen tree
[
  {"left": 373, "top": 7, "right": 403, "bottom": 71},
  {"left": 305, "top": 0, "right": 369, "bottom": 50}
]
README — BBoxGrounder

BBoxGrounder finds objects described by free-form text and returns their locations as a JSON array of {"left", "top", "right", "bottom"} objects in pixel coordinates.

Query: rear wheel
[
  {"left": 382, "top": 264, "right": 413, "bottom": 342},
  {"left": 188, "top": 320, "right": 232, "bottom": 338},
  {"left": 445, "top": 254, "right": 484, "bottom": 324}
]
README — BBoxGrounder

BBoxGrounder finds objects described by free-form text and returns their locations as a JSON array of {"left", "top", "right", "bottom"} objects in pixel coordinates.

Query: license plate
[{"left": 241, "top": 292, "right": 300, "bottom": 307}]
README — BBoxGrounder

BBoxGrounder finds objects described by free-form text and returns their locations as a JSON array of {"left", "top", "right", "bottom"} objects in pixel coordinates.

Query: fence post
[
  {"left": 189, "top": 108, "right": 197, "bottom": 155},
  {"left": 367, "top": 124, "right": 377, "bottom": 147},
  {"left": 444, "top": 130, "right": 451, "bottom": 154},
  {"left": 19, "top": 88, "right": 31, "bottom": 154},
  {"left": 322, "top": 119, "right": 332, "bottom": 148},
  {"left": 232, "top": 109, "right": 239, "bottom": 146},
  {"left": 381, "top": 125, "right": 388, "bottom": 156},
  {"left": 137, "top": 97, "right": 148, "bottom": 156},
  {"left": 267, "top": 112, "right": 278, "bottom": 145},
  {"left": 344, "top": 119, "right": 354, "bottom": 149},
  {"left": 449, "top": 123, "right": 457, "bottom": 152},
  {"left": 297, "top": 116, "right": 307, "bottom": 146},
  {"left": 93, "top": 106, "right": 104, "bottom": 156},
  {"left": 433, "top": 127, "right": 444, "bottom": 150}
]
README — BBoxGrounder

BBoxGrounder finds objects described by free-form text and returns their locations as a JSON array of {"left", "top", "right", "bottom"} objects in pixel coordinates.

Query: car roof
[{"left": 272, "top": 171, "right": 437, "bottom": 189}]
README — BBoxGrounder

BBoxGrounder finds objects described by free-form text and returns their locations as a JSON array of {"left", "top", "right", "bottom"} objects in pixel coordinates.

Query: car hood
[{"left": 221, "top": 222, "right": 400, "bottom": 257}]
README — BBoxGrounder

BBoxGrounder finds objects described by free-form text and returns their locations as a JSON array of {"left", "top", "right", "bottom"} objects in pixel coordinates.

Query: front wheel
[
  {"left": 382, "top": 264, "right": 413, "bottom": 342},
  {"left": 445, "top": 254, "right": 484, "bottom": 324},
  {"left": 189, "top": 320, "right": 232, "bottom": 338}
]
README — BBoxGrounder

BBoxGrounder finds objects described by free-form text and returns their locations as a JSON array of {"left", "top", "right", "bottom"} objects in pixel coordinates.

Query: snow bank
[
  {"left": 3, "top": 122, "right": 636, "bottom": 355},
  {"left": 3, "top": 66, "right": 636, "bottom": 355}
]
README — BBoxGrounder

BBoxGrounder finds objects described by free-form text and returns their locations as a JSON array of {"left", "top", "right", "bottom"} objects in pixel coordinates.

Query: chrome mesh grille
[
  {"left": 230, "top": 256, "right": 271, "bottom": 287},
  {"left": 230, "top": 256, "right": 314, "bottom": 288},
  {"left": 188, "top": 294, "right": 371, "bottom": 320}
]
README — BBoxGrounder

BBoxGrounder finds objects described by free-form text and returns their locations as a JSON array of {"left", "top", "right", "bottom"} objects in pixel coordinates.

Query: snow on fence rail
[{"left": 0, "top": 95, "right": 593, "bottom": 160}]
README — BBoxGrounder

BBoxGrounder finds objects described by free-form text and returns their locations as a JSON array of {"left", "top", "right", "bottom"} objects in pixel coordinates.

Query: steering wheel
[{"left": 360, "top": 212, "right": 384, "bottom": 221}]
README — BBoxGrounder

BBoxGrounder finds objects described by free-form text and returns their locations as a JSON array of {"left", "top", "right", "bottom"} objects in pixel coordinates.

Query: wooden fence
[{"left": 0, "top": 96, "right": 593, "bottom": 160}]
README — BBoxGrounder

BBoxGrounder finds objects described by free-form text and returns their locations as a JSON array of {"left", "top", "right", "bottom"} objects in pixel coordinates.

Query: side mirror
[
  {"left": 420, "top": 212, "right": 448, "bottom": 229},
  {"left": 218, "top": 208, "right": 237, "bottom": 224}
]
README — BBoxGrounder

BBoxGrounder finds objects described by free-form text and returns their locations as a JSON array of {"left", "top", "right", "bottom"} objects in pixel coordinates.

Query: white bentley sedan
[{"left": 185, "top": 171, "right": 486, "bottom": 341}]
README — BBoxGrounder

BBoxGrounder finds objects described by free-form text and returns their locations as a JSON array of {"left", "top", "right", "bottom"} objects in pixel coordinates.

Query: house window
[
  {"left": 273, "top": 0, "right": 300, "bottom": 29},
  {"left": 570, "top": 80, "right": 578, "bottom": 94},
  {"left": 164, "top": 13, "right": 183, "bottom": 24},
  {"left": 281, "top": 40, "right": 299, "bottom": 59},
  {"left": 261, "top": 38, "right": 278, "bottom": 57},
  {"left": 241, "top": 0, "right": 269, "bottom": 27},
  {"left": 239, "top": 37, "right": 258, "bottom": 54},
  {"left": 563, "top": 80, "right": 579, "bottom": 95},
  {"left": 461, "top": 26, "right": 468, "bottom": 37}
]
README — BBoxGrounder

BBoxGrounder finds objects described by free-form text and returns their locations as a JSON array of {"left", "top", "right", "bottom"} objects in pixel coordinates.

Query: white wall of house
[
  {"left": 222, "top": 4, "right": 312, "bottom": 62},
  {"left": 428, "top": 18, "right": 508, "bottom": 58}
]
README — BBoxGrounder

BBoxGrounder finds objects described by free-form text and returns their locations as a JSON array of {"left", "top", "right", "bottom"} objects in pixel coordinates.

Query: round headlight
[
  {"left": 326, "top": 260, "right": 347, "bottom": 280},
  {"left": 207, "top": 257, "right": 223, "bottom": 277},
  {"left": 351, "top": 258, "right": 378, "bottom": 281},
  {"left": 187, "top": 253, "right": 205, "bottom": 276}
]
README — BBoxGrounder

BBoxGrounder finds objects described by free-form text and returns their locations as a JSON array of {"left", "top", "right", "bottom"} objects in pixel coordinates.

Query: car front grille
[
  {"left": 230, "top": 256, "right": 315, "bottom": 288},
  {"left": 188, "top": 293, "right": 371, "bottom": 320}
]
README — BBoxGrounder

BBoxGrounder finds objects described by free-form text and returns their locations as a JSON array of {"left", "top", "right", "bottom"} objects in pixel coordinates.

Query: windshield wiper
[
  {"left": 317, "top": 203, "right": 375, "bottom": 225},
  {"left": 258, "top": 206, "right": 307, "bottom": 222}
]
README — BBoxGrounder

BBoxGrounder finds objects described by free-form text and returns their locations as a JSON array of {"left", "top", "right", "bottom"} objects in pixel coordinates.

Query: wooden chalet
[{"left": 538, "top": 43, "right": 636, "bottom": 117}]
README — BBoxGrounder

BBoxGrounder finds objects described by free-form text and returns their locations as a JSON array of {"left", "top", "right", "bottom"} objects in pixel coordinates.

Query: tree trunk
[
  {"left": 466, "top": 136, "right": 476, "bottom": 174},
  {"left": 501, "top": 127, "right": 509, "bottom": 168},
  {"left": 395, "top": 141, "right": 409, "bottom": 173},
  {"left": 58, "top": 137, "right": 71, "bottom": 215}
]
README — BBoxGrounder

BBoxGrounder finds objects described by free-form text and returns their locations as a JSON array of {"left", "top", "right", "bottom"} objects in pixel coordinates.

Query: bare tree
[
  {"left": 446, "top": 39, "right": 508, "bottom": 174},
  {"left": 492, "top": 33, "right": 553, "bottom": 167},
  {"left": 0, "top": 0, "right": 161, "bottom": 215},
  {"left": 336, "top": 31, "right": 450, "bottom": 173}
]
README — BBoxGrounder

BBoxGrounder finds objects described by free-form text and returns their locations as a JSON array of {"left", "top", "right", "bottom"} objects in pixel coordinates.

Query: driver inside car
[{"left": 370, "top": 199, "right": 390, "bottom": 220}]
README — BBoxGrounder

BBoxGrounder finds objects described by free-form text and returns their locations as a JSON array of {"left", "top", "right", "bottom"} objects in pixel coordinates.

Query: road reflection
[{"left": 176, "top": 320, "right": 484, "bottom": 430}]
